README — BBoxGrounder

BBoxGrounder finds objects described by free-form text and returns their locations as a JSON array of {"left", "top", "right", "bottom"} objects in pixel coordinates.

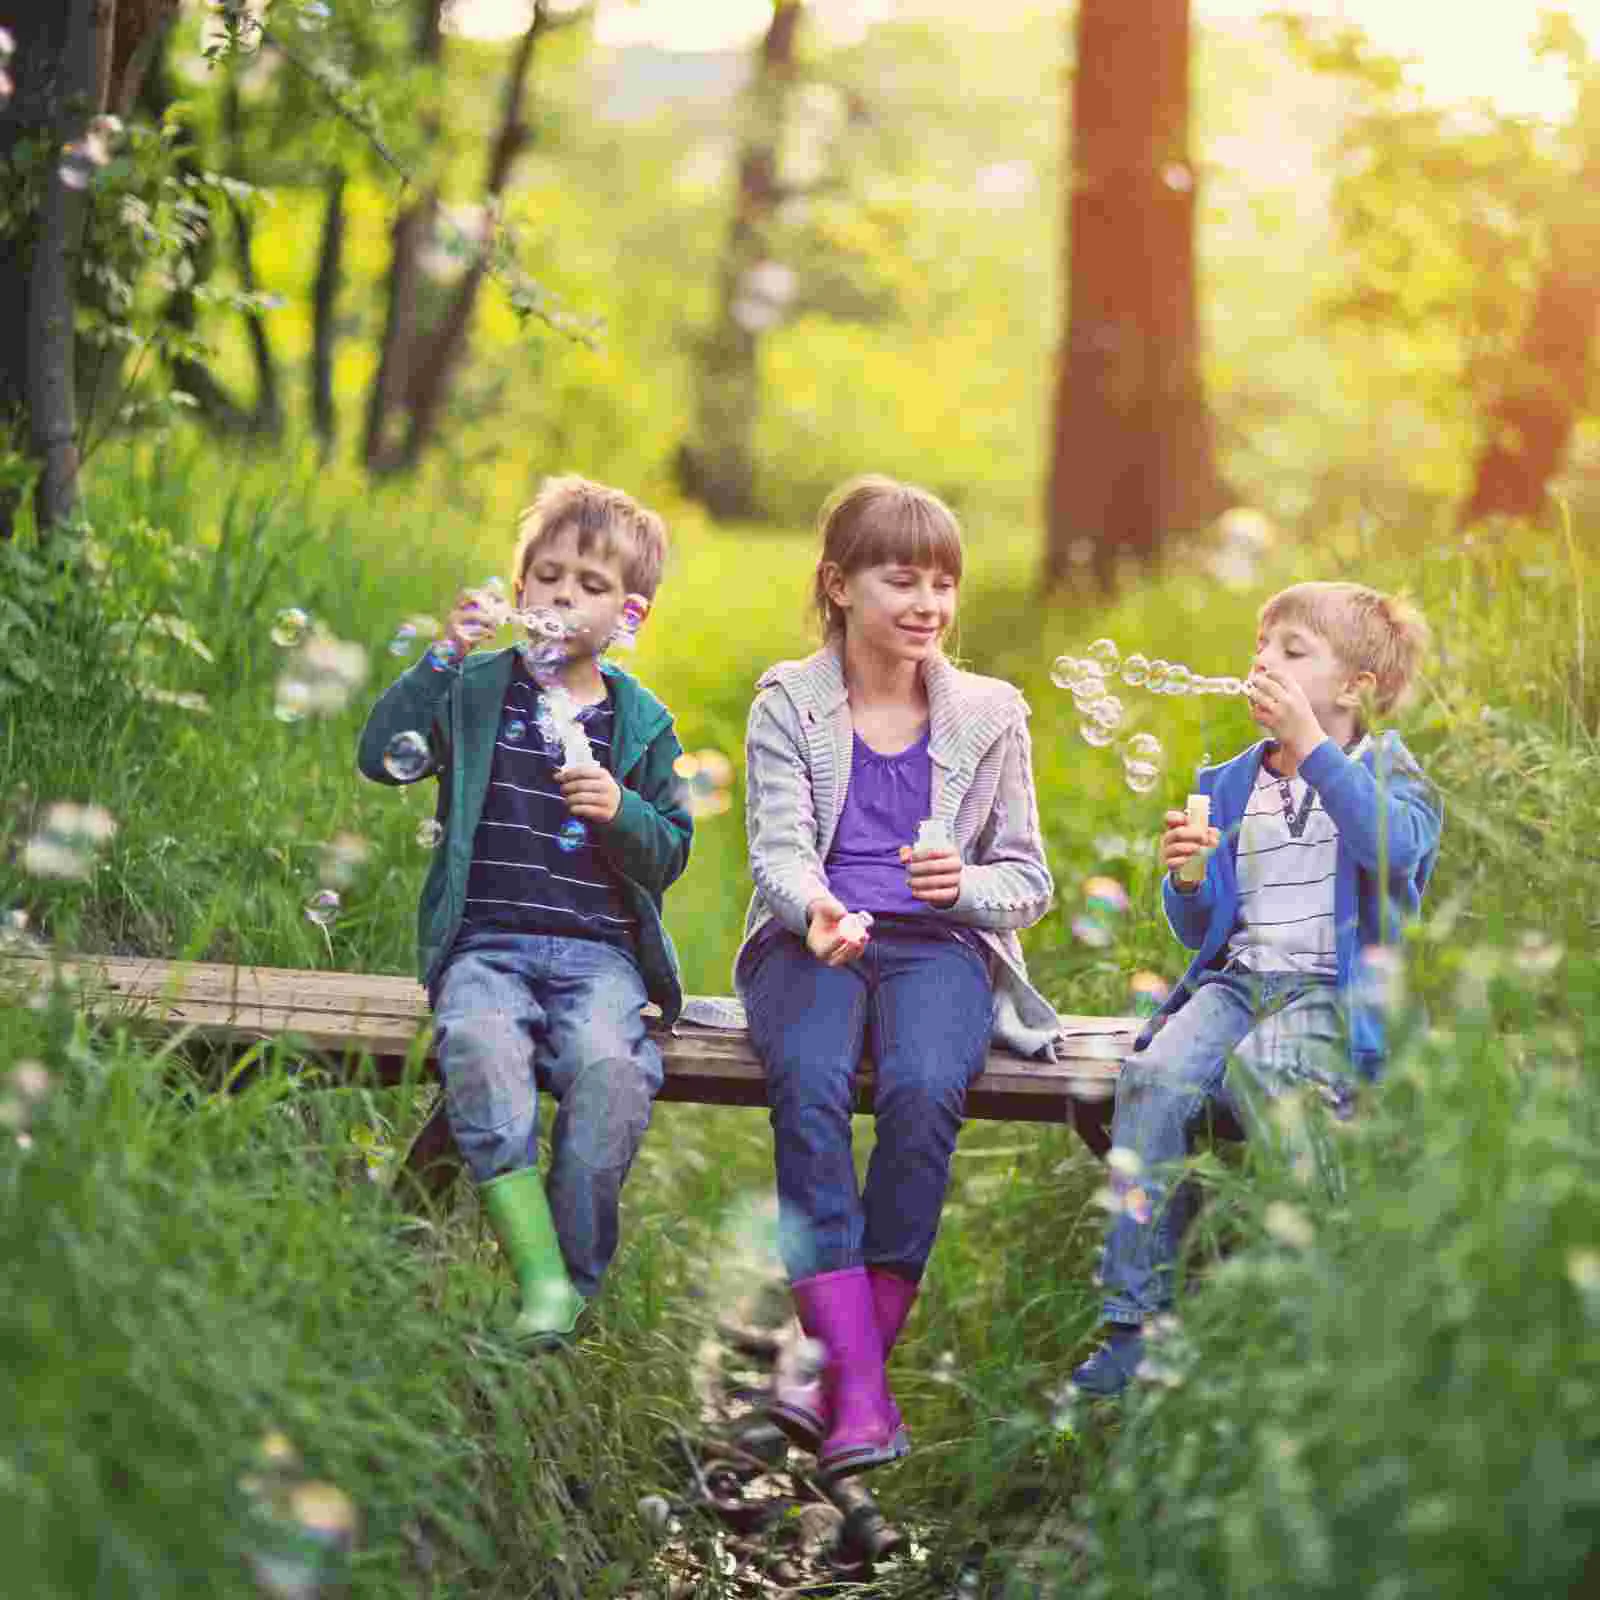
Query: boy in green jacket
[{"left": 358, "top": 476, "right": 692, "bottom": 1346}]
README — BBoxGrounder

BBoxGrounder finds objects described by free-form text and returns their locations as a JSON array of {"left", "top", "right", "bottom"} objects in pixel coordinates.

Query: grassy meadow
[
  {"left": 4, "top": 3, "right": 1600, "bottom": 1594},
  {"left": 2, "top": 438, "right": 1597, "bottom": 1597}
]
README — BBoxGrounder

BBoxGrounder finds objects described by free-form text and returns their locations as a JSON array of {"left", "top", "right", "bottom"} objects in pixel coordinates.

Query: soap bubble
[
  {"left": 1084, "top": 875, "right": 1130, "bottom": 917},
  {"left": 304, "top": 889, "right": 340, "bottom": 927},
  {"left": 1090, "top": 695, "right": 1124, "bottom": 730},
  {"left": 1087, "top": 638, "right": 1120, "bottom": 675},
  {"left": 1050, "top": 655, "right": 1081, "bottom": 690},
  {"left": 1217, "top": 676, "right": 1247, "bottom": 696},
  {"left": 556, "top": 818, "right": 587, "bottom": 853},
  {"left": 1145, "top": 659, "right": 1171, "bottom": 693},
  {"left": 427, "top": 638, "right": 463, "bottom": 670},
  {"left": 382, "top": 730, "right": 431, "bottom": 782},
  {"left": 1163, "top": 665, "right": 1193, "bottom": 696},
  {"left": 271, "top": 608, "right": 310, "bottom": 649},
  {"left": 318, "top": 833, "right": 369, "bottom": 889},
  {"left": 1079, "top": 719, "right": 1115, "bottom": 748},
  {"left": 1122, "top": 732, "right": 1164, "bottom": 793},
  {"left": 415, "top": 819, "right": 443, "bottom": 849},
  {"left": 1129, "top": 971, "right": 1172, "bottom": 1017},
  {"left": 387, "top": 622, "right": 418, "bottom": 657},
  {"left": 274, "top": 632, "right": 369, "bottom": 719},
  {"left": 1121, "top": 653, "right": 1150, "bottom": 688},
  {"left": 1210, "top": 507, "right": 1276, "bottom": 590},
  {"left": 1071, "top": 874, "right": 1128, "bottom": 948},
  {"left": 504, "top": 718, "right": 527, "bottom": 743},
  {"left": 673, "top": 749, "right": 736, "bottom": 819},
  {"left": 21, "top": 801, "right": 118, "bottom": 880}
]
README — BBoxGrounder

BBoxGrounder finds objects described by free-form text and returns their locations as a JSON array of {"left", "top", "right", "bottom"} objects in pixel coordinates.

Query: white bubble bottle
[
  {"left": 912, "top": 818, "right": 955, "bottom": 858},
  {"left": 1175, "top": 794, "right": 1211, "bottom": 885}
]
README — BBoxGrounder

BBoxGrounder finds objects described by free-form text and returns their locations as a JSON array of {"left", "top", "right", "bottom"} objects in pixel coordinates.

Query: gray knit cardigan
[{"left": 735, "top": 644, "right": 1061, "bottom": 1059}]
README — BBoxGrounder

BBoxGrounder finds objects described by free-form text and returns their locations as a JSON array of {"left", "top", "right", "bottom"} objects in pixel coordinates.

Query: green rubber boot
[{"left": 479, "top": 1167, "right": 585, "bottom": 1348}]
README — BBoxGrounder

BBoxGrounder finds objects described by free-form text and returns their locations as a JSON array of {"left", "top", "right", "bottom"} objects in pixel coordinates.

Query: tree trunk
[
  {"left": 362, "top": 0, "right": 445, "bottom": 471},
  {"left": 137, "top": 26, "right": 255, "bottom": 434},
  {"left": 385, "top": 3, "right": 548, "bottom": 473},
  {"left": 311, "top": 165, "right": 347, "bottom": 459},
  {"left": 1, "top": 0, "right": 178, "bottom": 537},
  {"left": 1043, "top": 0, "right": 1230, "bottom": 595},
  {"left": 676, "top": 0, "right": 802, "bottom": 522},
  {"left": 26, "top": 0, "right": 101, "bottom": 532},
  {"left": 222, "top": 71, "right": 281, "bottom": 438},
  {"left": 1459, "top": 87, "right": 1600, "bottom": 529}
]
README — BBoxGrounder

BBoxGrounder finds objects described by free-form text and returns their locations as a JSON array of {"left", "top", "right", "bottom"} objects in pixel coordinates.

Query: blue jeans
[
  {"left": 742, "top": 923, "right": 994, "bottom": 1283},
  {"left": 429, "top": 931, "right": 664, "bottom": 1296},
  {"left": 1100, "top": 968, "right": 1351, "bottom": 1324}
]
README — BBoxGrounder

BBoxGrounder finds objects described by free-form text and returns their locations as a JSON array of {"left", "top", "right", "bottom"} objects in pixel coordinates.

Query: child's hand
[
  {"left": 446, "top": 589, "right": 497, "bottom": 653},
  {"left": 1244, "top": 666, "right": 1324, "bottom": 759},
  {"left": 806, "top": 894, "right": 870, "bottom": 966},
  {"left": 556, "top": 764, "right": 622, "bottom": 823},
  {"left": 899, "top": 844, "right": 962, "bottom": 908},
  {"left": 1160, "top": 810, "right": 1220, "bottom": 888}
]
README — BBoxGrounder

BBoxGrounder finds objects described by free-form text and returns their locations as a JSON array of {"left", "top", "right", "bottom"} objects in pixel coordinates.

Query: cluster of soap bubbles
[
  {"left": 672, "top": 749, "right": 735, "bottom": 819},
  {"left": 0, "top": 29, "right": 13, "bottom": 111},
  {"left": 21, "top": 802, "right": 117, "bottom": 881},
  {"left": 60, "top": 113, "right": 124, "bottom": 191},
  {"left": 271, "top": 609, "right": 369, "bottom": 722},
  {"left": 239, "top": 1430, "right": 360, "bottom": 1600},
  {"left": 1051, "top": 637, "right": 1247, "bottom": 791}
]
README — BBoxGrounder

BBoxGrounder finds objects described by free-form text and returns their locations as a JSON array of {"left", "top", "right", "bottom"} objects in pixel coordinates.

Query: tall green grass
[{"left": 3, "top": 443, "right": 1598, "bottom": 1594}]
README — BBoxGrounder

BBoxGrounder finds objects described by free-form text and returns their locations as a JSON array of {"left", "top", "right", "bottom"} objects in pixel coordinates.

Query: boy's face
[
  {"left": 515, "top": 524, "right": 633, "bottom": 660},
  {"left": 826, "top": 560, "right": 958, "bottom": 664},
  {"left": 1249, "top": 617, "right": 1361, "bottom": 732}
]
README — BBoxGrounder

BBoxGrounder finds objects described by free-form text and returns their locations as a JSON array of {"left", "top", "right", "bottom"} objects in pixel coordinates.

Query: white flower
[{"left": 1263, "top": 1201, "right": 1315, "bottom": 1251}]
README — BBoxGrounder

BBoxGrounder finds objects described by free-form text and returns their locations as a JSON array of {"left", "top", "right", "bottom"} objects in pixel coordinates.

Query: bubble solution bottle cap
[{"left": 1175, "top": 794, "right": 1211, "bottom": 885}]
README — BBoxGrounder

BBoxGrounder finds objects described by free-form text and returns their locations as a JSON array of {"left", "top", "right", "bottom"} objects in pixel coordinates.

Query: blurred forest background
[{"left": 3, "top": 3, "right": 1599, "bottom": 1598}]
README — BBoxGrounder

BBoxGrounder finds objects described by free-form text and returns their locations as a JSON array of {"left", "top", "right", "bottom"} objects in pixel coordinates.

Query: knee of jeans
[
  {"left": 873, "top": 1073, "right": 963, "bottom": 1136},
  {"left": 558, "top": 1058, "right": 655, "bottom": 1172},
  {"left": 1119, "top": 1051, "right": 1178, "bottom": 1098}
]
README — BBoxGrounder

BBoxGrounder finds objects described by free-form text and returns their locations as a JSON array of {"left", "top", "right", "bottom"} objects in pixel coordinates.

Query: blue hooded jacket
[{"left": 1137, "top": 731, "right": 1441, "bottom": 1077}]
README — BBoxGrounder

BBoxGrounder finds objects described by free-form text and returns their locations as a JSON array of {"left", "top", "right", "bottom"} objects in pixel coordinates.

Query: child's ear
[
  {"left": 820, "top": 561, "right": 849, "bottom": 609},
  {"left": 1337, "top": 670, "right": 1377, "bottom": 710}
]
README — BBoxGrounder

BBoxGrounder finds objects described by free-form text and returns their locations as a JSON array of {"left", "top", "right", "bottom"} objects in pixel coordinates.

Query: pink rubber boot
[
  {"left": 868, "top": 1266, "right": 920, "bottom": 1459},
  {"left": 791, "top": 1266, "right": 899, "bottom": 1479}
]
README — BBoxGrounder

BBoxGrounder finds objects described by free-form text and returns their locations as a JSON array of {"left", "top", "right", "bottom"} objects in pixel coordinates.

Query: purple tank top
[{"left": 824, "top": 729, "right": 933, "bottom": 915}]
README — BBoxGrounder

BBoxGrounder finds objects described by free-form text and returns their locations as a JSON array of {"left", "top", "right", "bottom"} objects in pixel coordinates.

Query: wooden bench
[{"left": 16, "top": 955, "right": 1131, "bottom": 1186}]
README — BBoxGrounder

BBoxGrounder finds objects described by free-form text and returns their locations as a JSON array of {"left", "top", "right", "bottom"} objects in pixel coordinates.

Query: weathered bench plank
[{"left": 22, "top": 955, "right": 1133, "bottom": 1125}]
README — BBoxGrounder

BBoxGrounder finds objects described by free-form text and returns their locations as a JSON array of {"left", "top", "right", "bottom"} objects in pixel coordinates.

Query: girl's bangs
[{"left": 853, "top": 497, "right": 963, "bottom": 580}]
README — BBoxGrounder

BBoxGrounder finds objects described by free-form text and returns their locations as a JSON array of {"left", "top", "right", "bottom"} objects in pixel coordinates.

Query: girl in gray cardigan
[{"left": 735, "top": 476, "right": 1056, "bottom": 1480}]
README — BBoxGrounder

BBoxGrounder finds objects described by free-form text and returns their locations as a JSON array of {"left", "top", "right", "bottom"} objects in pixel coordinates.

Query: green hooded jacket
[{"left": 356, "top": 648, "right": 691, "bottom": 1022}]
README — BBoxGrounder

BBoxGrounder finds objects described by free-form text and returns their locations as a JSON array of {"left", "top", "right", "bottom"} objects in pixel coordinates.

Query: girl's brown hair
[{"left": 812, "top": 475, "right": 964, "bottom": 637}]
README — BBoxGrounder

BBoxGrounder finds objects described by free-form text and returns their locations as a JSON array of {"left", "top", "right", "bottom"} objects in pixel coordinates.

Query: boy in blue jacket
[
  {"left": 1073, "top": 582, "right": 1440, "bottom": 1396},
  {"left": 358, "top": 476, "right": 692, "bottom": 1348}
]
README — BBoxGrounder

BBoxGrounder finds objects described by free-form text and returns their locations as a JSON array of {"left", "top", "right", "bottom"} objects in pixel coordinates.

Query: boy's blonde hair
[
  {"left": 812, "top": 475, "right": 964, "bottom": 637},
  {"left": 1258, "top": 581, "right": 1430, "bottom": 714},
  {"left": 512, "top": 475, "right": 668, "bottom": 600}
]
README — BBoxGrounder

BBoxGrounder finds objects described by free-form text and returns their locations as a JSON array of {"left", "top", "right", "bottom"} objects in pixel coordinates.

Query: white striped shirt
[{"left": 1226, "top": 738, "right": 1368, "bottom": 975}]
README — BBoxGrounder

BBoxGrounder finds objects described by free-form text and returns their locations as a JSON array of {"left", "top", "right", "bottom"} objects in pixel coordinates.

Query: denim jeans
[
  {"left": 742, "top": 922, "right": 994, "bottom": 1283},
  {"left": 429, "top": 931, "right": 664, "bottom": 1295},
  {"left": 1100, "top": 967, "right": 1350, "bottom": 1324}
]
